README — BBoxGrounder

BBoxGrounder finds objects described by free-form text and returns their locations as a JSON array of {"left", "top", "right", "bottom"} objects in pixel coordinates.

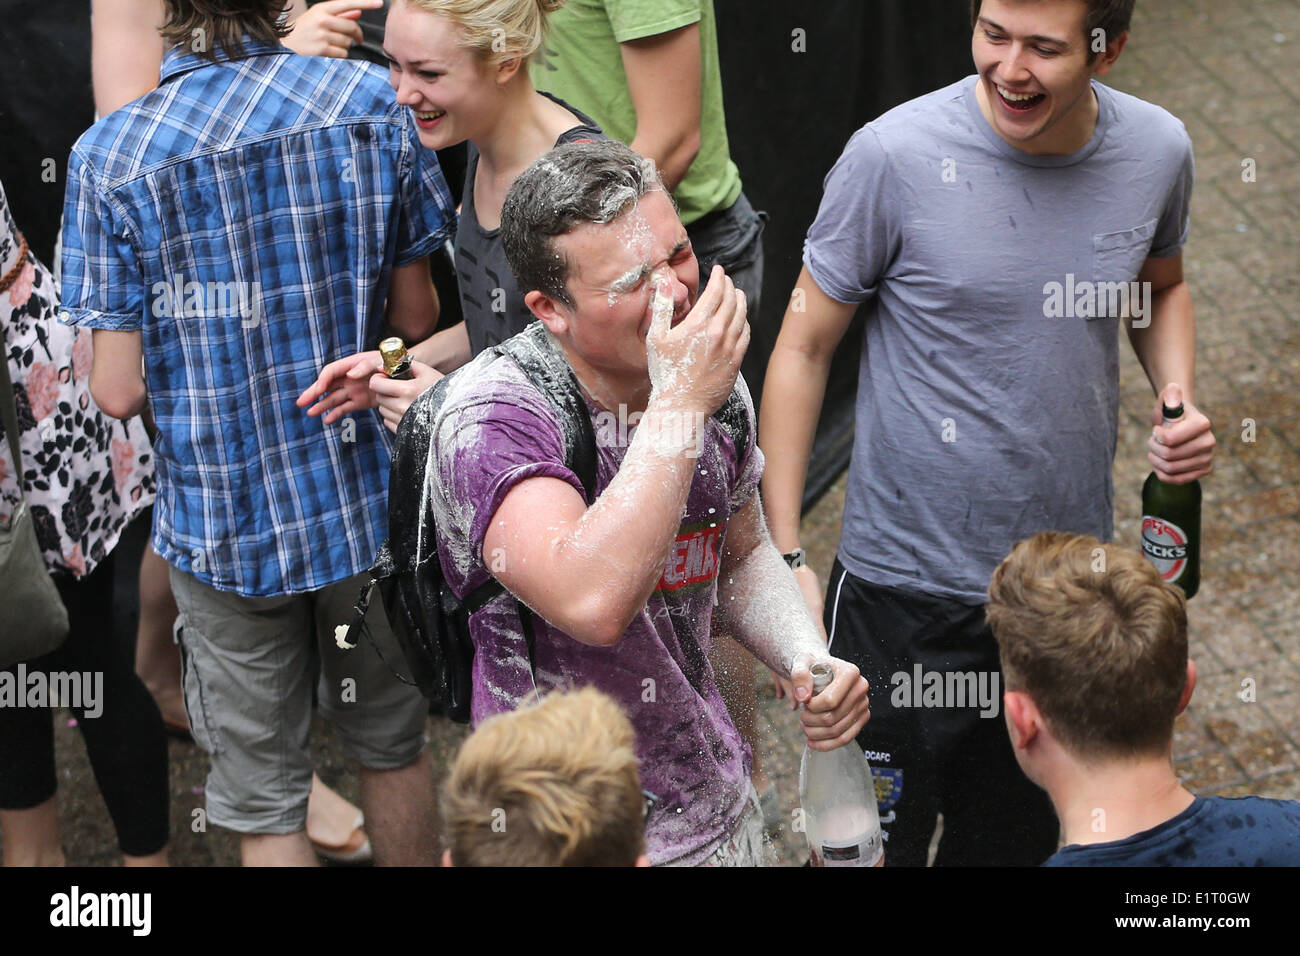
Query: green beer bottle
[{"left": 1141, "top": 387, "right": 1200, "bottom": 598}]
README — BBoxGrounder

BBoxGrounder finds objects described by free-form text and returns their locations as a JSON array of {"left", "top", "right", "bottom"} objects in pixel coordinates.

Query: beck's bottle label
[
  {"left": 1139, "top": 392, "right": 1201, "bottom": 598},
  {"left": 1141, "top": 515, "right": 1192, "bottom": 584}
]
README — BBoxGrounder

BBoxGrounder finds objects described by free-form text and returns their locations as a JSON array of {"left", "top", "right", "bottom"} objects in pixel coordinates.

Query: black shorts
[{"left": 824, "top": 559, "right": 1059, "bottom": 866}]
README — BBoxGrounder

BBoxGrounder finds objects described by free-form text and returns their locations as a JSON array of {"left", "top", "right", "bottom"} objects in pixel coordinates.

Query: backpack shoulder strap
[
  {"left": 712, "top": 385, "right": 751, "bottom": 460},
  {"left": 496, "top": 323, "right": 599, "bottom": 504}
]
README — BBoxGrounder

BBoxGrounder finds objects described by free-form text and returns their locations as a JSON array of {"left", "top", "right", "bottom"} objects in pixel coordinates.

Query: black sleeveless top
[{"left": 456, "top": 93, "right": 603, "bottom": 356}]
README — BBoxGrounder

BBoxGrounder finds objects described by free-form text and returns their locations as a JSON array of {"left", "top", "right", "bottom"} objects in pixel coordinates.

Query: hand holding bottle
[
  {"left": 1148, "top": 383, "right": 1215, "bottom": 484},
  {"left": 799, "top": 661, "right": 884, "bottom": 866},
  {"left": 790, "top": 653, "right": 871, "bottom": 752},
  {"left": 1142, "top": 384, "right": 1203, "bottom": 598}
]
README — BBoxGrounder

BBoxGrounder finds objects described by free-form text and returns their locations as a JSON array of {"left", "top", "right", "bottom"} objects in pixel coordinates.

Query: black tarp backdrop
[
  {"left": 0, "top": 0, "right": 974, "bottom": 509},
  {"left": 715, "top": 0, "right": 973, "bottom": 506},
  {"left": 0, "top": 1, "right": 94, "bottom": 268}
]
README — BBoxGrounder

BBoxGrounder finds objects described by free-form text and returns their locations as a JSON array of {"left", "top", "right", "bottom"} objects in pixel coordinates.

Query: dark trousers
[
  {"left": 690, "top": 192, "right": 767, "bottom": 393},
  {"left": 823, "top": 559, "right": 1059, "bottom": 866},
  {"left": 0, "top": 552, "right": 170, "bottom": 856}
]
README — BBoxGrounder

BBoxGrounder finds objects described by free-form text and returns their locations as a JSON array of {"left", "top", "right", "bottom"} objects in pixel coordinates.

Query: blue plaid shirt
[{"left": 60, "top": 40, "right": 455, "bottom": 596}]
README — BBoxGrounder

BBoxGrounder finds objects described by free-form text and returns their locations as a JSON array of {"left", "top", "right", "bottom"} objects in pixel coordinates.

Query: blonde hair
[
  {"left": 401, "top": 0, "right": 565, "bottom": 66},
  {"left": 986, "top": 532, "right": 1188, "bottom": 761},
  {"left": 441, "top": 686, "right": 646, "bottom": 866}
]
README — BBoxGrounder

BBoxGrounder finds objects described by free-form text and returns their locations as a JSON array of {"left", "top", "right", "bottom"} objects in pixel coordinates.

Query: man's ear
[
  {"left": 1091, "top": 30, "right": 1128, "bottom": 77},
  {"left": 441, "top": 848, "right": 453, "bottom": 867},
  {"left": 1176, "top": 658, "right": 1197, "bottom": 716},
  {"left": 634, "top": 854, "right": 652, "bottom": 868},
  {"left": 1003, "top": 690, "right": 1040, "bottom": 751},
  {"left": 525, "top": 289, "right": 571, "bottom": 336}
]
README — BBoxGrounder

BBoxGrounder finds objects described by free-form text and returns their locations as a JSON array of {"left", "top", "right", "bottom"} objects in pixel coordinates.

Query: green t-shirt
[{"left": 531, "top": 0, "right": 742, "bottom": 225}]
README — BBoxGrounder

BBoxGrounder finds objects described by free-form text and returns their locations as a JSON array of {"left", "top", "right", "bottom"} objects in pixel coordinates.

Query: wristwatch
[{"left": 781, "top": 548, "right": 807, "bottom": 570}]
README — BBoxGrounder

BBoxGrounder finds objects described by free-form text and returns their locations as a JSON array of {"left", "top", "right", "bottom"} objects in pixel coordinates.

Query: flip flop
[{"left": 311, "top": 812, "right": 373, "bottom": 865}]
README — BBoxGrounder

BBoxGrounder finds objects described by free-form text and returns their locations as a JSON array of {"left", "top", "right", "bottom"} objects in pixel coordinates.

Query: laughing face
[
  {"left": 972, "top": 0, "right": 1125, "bottom": 155},
  {"left": 535, "top": 188, "right": 699, "bottom": 382},
  {"left": 384, "top": 0, "right": 500, "bottom": 150}
]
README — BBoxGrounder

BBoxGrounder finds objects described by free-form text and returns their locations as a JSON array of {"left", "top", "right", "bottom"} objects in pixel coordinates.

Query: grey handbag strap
[{"left": 0, "top": 325, "right": 27, "bottom": 497}]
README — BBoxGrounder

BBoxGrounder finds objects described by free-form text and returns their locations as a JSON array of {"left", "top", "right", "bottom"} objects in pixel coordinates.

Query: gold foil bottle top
[
  {"left": 379, "top": 338, "right": 414, "bottom": 381},
  {"left": 379, "top": 337, "right": 410, "bottom": 377}
]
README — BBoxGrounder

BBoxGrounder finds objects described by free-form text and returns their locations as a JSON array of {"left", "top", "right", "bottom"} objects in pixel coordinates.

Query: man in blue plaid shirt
[{"left": 60, "top": 0, "right": 455, "bottom": 865}]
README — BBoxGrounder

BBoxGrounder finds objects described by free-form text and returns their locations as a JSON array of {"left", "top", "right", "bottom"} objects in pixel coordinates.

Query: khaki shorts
[{"left": 170, "top": 566, "right": 427, "bottom": 834}]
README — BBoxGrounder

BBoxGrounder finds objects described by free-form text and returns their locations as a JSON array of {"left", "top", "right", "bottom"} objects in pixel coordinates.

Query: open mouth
[
  {"left": 994, "top": 84, "right": 1046, "bottom": 113},
  {"left": 413, "top": 109, "right": 446, "bottom": 127}
]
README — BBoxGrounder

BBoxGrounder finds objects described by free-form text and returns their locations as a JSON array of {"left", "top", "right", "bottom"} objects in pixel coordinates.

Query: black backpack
[{"left": 341, "top": 322, "right": 750, "bottom": 723}]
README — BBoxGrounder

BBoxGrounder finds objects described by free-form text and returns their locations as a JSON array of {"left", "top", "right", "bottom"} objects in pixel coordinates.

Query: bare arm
[
  {"left": 384, "top": 257, "right": 439, "bottom": 343},
  {"left": 714, "top": 494, "right": 827, "bottom": 674},
  {"left": 758, "top": 267, "right": 857, "bottom": 552},
  {"left": 89, "top": 329, "right": 147, "bottom": 420},
  {"left": 410, "top": 321, "right": 471, "bottom": 373},
  {"left": 757, "top": 267, "right": 856, "bottom": 630},
  {"left": 481, "top": 408, "right": 698, "bottom": 645},
  {"left": 482, "top": 270, "right": 747, "bottom": 646},
  {"left": 91, "top": 0, "right": 165, "bottom": 116},
  {"left": 715, "top": 493, "right": 872, "bottom": 750},
  {"left": 1126, "top": 253, "right": 1215, "bottom": 483},
  {"left": 620, "top": 24, "right": 703, "bottom": 193}
]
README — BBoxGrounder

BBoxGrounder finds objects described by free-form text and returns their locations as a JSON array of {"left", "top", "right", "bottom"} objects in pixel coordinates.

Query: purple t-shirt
[{"left": 429, "top": 340, "right": 764, "bottom": 865}]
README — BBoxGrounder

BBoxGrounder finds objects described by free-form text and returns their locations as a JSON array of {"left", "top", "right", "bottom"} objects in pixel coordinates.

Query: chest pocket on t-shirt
[{"left": 1093, "top": 218, "right": 1158, "bottom": 285}]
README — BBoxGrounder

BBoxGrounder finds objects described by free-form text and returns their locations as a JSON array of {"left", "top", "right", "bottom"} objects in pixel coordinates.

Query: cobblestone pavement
[{"left": 13, "top": 0, "right": 1298, "bottom": 867}]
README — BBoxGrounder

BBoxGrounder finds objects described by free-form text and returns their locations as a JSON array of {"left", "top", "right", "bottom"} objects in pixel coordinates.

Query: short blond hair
[
  {"left": 986, "top": 531, "right": 1188, "bottom": 761},
  {"left": 441, "top": 687, "right": 645, "bottom": 866},
  {"left": 400, "top": 0, "right": 565, "bottom": 66}
]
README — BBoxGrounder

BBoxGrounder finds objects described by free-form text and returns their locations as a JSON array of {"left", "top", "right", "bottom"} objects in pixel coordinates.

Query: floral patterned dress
[{"left": 0, "top": 181, "right": 154, "bottom": 578}]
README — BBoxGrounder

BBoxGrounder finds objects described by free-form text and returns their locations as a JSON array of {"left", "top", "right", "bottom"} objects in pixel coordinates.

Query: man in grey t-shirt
[{"left": 759, "top": 0, "right": 1216, "bottom": 865}]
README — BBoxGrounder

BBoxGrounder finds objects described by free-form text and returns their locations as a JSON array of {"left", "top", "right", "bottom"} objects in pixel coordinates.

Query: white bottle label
[
  {"left": 819, "top": 833, "right": 884, "bottom": 867},
  {"left": 1141, "top": 515, "right": 1190, "bottom": 583},
  {"left": 812, "top": 805, "right": 883, "bottom": 867}
]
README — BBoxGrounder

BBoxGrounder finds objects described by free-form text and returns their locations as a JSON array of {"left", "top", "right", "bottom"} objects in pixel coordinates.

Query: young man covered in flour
[{"left": 424, "top": 140, "right": 870, "bottom": 866}]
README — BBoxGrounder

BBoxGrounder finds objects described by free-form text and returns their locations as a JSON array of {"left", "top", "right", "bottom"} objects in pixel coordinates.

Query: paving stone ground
[{"left": 9, "top": 0, "right": 1297, "bottom": 867}]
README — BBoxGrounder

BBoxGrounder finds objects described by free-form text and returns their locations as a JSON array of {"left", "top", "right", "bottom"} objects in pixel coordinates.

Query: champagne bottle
[
  {"left": 798, "top": 662, "right": 884, "bottom": 867},
  {"left": 379, "top": 337, "right": 413, "bottom": 380},
  {"left": 1141, "top": 388, "right": 1200, "bottom": 598}
]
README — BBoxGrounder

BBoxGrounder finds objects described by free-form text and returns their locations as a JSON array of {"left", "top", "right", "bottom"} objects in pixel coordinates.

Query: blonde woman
[{"left": 298, "top": 0, "right": 603, "bottom": 431}]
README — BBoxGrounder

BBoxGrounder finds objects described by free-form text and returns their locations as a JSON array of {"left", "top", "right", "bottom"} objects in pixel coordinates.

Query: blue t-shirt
[
  {"left": 1044, "top": 796, "right": 1300, "bottom": 866},
  {"left": 804, "top": 76, "right": 1194, "bottom": 604}
]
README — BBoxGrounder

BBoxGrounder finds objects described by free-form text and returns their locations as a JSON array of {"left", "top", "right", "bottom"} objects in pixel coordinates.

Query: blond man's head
[
  {"left": 986, "top": 531, "right": 1189, "bottom": 762},
  {"left": 441, "top": 687, "right": 646, "bottom": 866}
]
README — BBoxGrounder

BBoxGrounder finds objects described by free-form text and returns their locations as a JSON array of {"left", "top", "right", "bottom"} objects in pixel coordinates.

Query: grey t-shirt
[
  {"left": 457, "top": 96, "right": 603, "bottom": 356},
  {"left": 805, "top": 76, "right": 1194, "bottom": 604}
]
